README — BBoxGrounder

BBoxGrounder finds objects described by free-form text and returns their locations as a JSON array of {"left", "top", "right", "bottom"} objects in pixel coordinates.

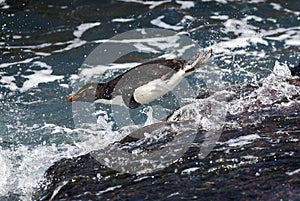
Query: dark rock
[
  {"left": 34, "top": 77, "right": 300, "bottom": 200},
  {"left": 290, "top": 62, "right": 300, "bottom": 77}
]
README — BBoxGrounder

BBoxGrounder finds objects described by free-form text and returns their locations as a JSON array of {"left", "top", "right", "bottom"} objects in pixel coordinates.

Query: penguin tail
[{"left": 183, "top": 49, "right": 212, "bottom": 72}]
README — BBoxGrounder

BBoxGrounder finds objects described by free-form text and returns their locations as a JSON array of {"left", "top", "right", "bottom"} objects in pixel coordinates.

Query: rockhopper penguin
[{"left": 68, "top": 49, "right": 212, "bottom": 109}]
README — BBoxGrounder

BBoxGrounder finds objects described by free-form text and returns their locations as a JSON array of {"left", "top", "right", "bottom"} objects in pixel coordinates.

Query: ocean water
[{"left": 0, "top": 0, "right": 299, "bottom": 200}]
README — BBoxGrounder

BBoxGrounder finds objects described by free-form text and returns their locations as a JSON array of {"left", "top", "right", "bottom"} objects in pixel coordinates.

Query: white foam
[
  {"left": 73, "top": 22, "right": 101, "bottom": 38},
  {"left": 0, "top": 0, "right": 9, "bottom": 9},
  {"left": 270, "top": 2, "right": 282, "bottom": 10},
  {"left": 12, "top": 35, "right": 22, "bottom": 39},
  {"left": 0, "top": 151, "right": 12, "bottom": 195},
  {"left": 150, "top": 16, "right": 184, "bottom": 31},
  {"left": 180, "top": 15, "right": 195, "bottom": 23},
  {"left": 96, "top": 185, "right": 122, "bottom": 195},
  {"left": 36, "top": 22, "right": 100, "bottom": 54},
  {"left": 0, "top": 43, "right": 52, "bottom": 51},
  {"left": 271, "top": 61, "right": 291, "bottom": 78},
  {"left": 211, "top": 17, "right": 269, "bottom": 55},
  {"left": 0, "top": 57, "right": 37, "bottom": 68},
  {"left": 0, "top": 75, "right": 18, "bottom": 91},
  {"left": 74, "top": 62, "right": 140, "bottom": 84},
  {"left": 283, "top": 7, "right": 300, "bottom": 16},
  {"left": 134, "top": 43, "right": 161, "bottom": 53},
  {"left": 210, "top": 15, "right": 229, "bottom": 20},
  {"left": 20, "top": 61, "right": 63, "bottom": 92},
  {"left": 210, "top": 18, "right": 296, "bottom": 56},
  {"left": 42, "top": 123, "right": 75, "bottom": 134},
  {"left": 241, "top": 155, "right": 259, "bottom": 160},
  {"left": 59, "top": 83, "right": 69, "bottom": 88},
  {"left": 285, "top": 38, "right": 300, "bottom": 46},
  {"left": 227, "top": 61, "right": 298, "bottom": 117},
  {"left": 263, "top": 26, "right": 300, "bottom": 46},
  {"left": 266, "top": 32, "right": 293, "bottom": 41},
  {"left": 112, "top": 18, "right": 135, "bottom": 22},
  {"left": 244, "top": 15, "right": 263, "bottom": 22},
  {"left": 0, "top": 115, "right": 127, "bottom": 199},
  {"left": 52, "top": 38, "right": 86, "bottom": 53},
  {"left": 286, "top": 168, "right": 300, "bottom": 176},
  {"left": 181, "top": 167, "right": 199, "bottom": 174},
  {"left": 222, "top": 134, "right": 261, "bottom": 147},
  {"left": 175, "top": 0, "right": 194, "bottom": 9},
  {"left": 0, "top": 143, "right": 86, "bottom": 200},
  {"left": 118, "top": 0, "right": 171, "bottom": 9}
]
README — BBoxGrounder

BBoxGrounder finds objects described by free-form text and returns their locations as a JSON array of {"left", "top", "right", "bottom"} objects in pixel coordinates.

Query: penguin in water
[{"left": 67, "top": 49, "right": 212, "bottom": 109}]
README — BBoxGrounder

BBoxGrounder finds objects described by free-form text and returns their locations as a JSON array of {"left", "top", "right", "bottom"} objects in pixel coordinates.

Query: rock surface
[{"left": 35, "top": 76, "right": 300, "bottom": 200}]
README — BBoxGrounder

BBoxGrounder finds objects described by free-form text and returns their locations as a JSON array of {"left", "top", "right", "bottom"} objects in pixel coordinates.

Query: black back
[{"left": 97, "top": 59, "right": 187, "bottom": 108}]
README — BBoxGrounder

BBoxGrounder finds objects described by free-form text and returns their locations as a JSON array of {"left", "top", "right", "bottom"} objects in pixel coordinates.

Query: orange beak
[{"left": 67, "top": 94, "right": 75, "bottom": 102}]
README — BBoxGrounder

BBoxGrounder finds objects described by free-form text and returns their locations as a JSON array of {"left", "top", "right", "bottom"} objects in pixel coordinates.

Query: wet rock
[
  {"left": 290, "top": 62, "right": 300, "bottom": 77},
  {"left": 35, "top": 77, "right": 300, "bottom": 200}
]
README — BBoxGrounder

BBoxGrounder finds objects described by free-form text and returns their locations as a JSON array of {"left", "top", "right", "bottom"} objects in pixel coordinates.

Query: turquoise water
[{"left": 0, "top": 0, "right": 299, "bottom": 199}]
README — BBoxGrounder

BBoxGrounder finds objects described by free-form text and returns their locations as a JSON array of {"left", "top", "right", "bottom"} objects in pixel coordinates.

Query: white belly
[{"left": 133, "top": 69, "right": 185, "bottom": 104}]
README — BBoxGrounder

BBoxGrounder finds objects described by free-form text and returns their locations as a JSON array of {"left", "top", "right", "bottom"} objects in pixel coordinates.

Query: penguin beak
[{"left": 67, "top": 94, "right": 75, "bottom": 102}]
